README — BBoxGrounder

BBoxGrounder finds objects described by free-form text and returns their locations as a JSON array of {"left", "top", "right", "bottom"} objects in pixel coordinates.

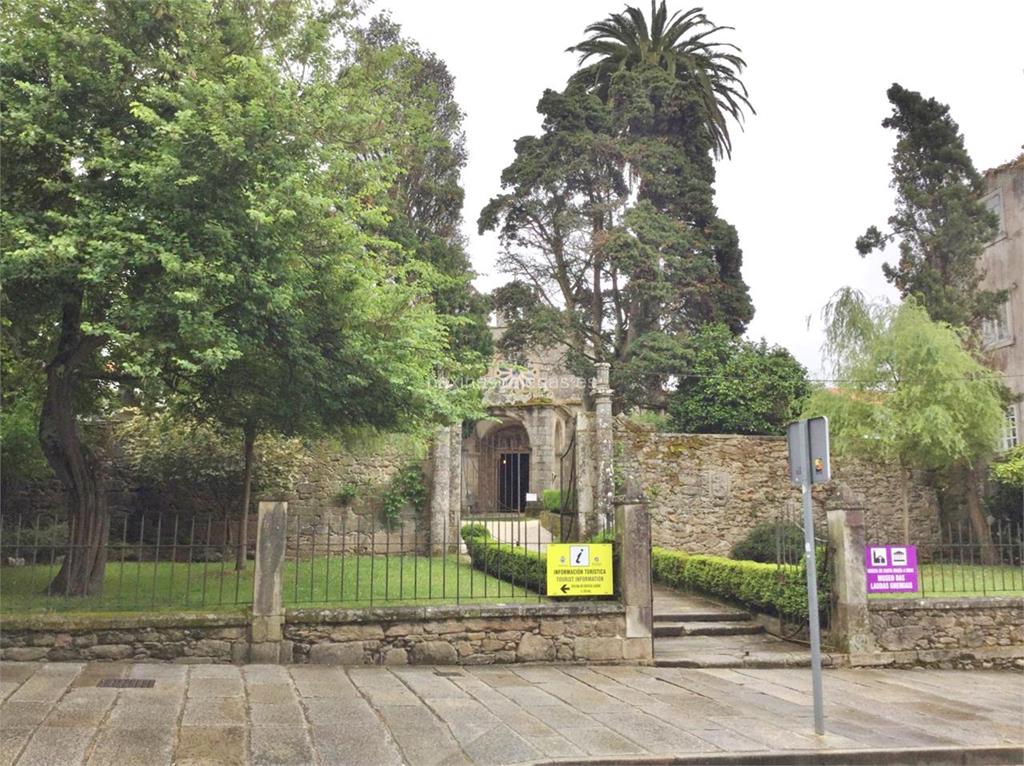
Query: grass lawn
[
  {"left": 868, "top": 563, "right": 1024, "bottom": 599},
  {"left": 0, "top": 554, "right": 542, "bottom": 614}
]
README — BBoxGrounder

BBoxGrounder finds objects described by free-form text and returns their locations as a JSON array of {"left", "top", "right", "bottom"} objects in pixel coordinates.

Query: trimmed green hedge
[
  {"left": 652, "top": 547, "right": 830, "bottom": 621},
  {"left": 461, "top": 524, "right": 547, "bottom": 595}
]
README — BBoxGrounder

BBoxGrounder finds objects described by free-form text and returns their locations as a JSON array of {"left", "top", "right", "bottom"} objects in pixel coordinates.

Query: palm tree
[{"left": 569, "top": 2, "right": 752, "bottom": 159}]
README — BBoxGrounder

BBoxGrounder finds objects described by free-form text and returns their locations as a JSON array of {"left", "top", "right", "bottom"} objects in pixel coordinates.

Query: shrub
[
  {"left": 380, "top": 463, "right": 427, "bottom": 530},
  {"left": 730, "top": 521, "right": 805, "bottom": 563},
  {"left": 541, "top": 489, "right": 566, "bottom": 512},
  {"left": 460, "top": 524, "right": 546, "bottom": 594},
  {"left": 652, "top": 547, "right": 829, "bottom": 622},
  {"left": 332, "top": 483, "right": 359, "bottom": 506}
]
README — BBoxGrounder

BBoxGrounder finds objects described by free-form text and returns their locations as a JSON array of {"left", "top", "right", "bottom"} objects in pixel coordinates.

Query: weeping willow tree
[{"left": 806, "top": 289, "right": 1006, "bottom": 555}]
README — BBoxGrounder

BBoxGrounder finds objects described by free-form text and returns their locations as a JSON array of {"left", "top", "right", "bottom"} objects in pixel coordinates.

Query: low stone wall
[
  {"left": 861, "top": 597, "right": 1024, "bottom": 670},
  {"left": 284, "top": 603, "right": 647, "bottom": 666},
  {"left": 0, "top": 613, "right": 249, "bottom": 664},
  {"left": 615, "top": 421, "right": 941, "bottom": 555}
]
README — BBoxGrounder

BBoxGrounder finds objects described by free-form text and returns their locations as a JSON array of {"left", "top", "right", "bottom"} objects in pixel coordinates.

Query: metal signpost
[{"left": 786, "top": 416, "right": 830, "bottom": 736}]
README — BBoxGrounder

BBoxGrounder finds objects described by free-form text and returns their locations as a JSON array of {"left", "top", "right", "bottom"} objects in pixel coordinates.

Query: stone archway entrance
[{"left": 462, "top": 420, "right": 531, "bottom": 515}]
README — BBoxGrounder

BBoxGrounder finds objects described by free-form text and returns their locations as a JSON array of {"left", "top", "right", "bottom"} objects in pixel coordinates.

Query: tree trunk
[
  {"left": 964, "top": 463, "right": 997, "bottom": 565},
  {"left": 900, "top": 464, "right": 911, "bottom": 546},
  {"left": 235, "top": 424, "right": 256, "bottom": 571},
  {"left": 39, "top": 295, "right": 108, "bottom": 596}
]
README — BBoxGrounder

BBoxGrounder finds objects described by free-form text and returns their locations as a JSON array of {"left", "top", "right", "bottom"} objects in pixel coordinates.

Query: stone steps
[
  {"left": 653, "top": 610, "right": 752, "bottom": 623},
  {"left": 654, "top": 621, "right": 765, "bottom": 638}
]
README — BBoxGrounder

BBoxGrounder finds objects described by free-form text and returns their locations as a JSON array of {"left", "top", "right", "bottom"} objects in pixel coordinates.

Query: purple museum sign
[{"left": 865, "top": 545, "right": 919, "bottom": 594}]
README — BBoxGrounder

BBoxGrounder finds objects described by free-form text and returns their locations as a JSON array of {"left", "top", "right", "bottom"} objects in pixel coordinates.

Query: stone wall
[
  {"left": 284, "top": 603, "right": 646, "bottom": 666},
  {"left": 615, "top": 420, "right": 941, "bottom": 555},
  {"left": 863, "top": 598, "right": 1024, "bottom": 670},
  {"left": 0, "top": 613, "right": 249, "bottom": 664}
]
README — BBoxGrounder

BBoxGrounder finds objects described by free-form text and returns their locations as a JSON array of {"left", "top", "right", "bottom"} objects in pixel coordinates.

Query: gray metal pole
[{"left": 801, "top": 419, "right": 826, "bottom": 736}]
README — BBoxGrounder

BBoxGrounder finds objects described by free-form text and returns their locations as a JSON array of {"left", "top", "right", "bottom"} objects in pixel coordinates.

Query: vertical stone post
[
  {"left": 615, "top": 484, "right": 654, "bottom": 662},
  {"left": 593, "top": 362, "right": 614, "bottom": 537},
  {"left": 250, "top": 500, "right": 291, "bottom": 663},
  {"left": 574, "top": 412, "right": 594, "bottom": 541},
  {"left": 430, "top": 425, "right": 452, "bottom": 553},
  {"left": 826, "top": 485, "right": 877, "bottom": 655},
  {"left": 449, "top": 425, "right": 462, "bottom": 543}
]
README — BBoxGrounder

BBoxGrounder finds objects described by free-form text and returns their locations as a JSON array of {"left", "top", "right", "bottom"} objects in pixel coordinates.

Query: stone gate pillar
[
  {"left": 826, "top": 484, "right": 877, "bottom": 655},
  {"left": 449, "top": 424, "right": 462, "bottom": 542},
  {"left": 615, "top": 484, "right": 654, "bottom": 662},
  {"left": 430, "top": 425, "right": 452, "bottom": 553},
  {"left": 593, "top": 362, "right": 614, "bottom": 536}
]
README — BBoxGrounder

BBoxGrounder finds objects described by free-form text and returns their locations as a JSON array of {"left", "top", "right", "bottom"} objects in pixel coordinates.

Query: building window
[
  {"left": 982, "top": 300, "right": 1012, "bottom": 348},
  {"left": 1001, "top": 404, "right": 1020, "bottom": 452},
  {"left": 983, "top": 190, "right": 1006, "bottom": 241}
]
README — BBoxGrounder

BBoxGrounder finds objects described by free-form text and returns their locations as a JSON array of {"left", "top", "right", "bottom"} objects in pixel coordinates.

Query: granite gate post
[
  {"left": 614, "top": 485, "right": 654, "bottom": 662},
  {"left": 826, "top": 485, "right": 877, "bottom": 655},
  {"left": 250, "top": 500, "right": 292, "bottom": 663}
]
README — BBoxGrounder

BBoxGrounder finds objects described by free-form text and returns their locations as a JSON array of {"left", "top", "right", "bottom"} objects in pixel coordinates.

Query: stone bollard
[
  {"left": 614, "top": 482, "right": 654, "bottom": 662},
  {"left": 430, "top": 425, "right": 452, "bottom": 554},
  {"left": 250, "top": 500, "right": 292, "bottom": 663},
  {"left": 826, "top": 485, "right": 877, "bottom": 655}
]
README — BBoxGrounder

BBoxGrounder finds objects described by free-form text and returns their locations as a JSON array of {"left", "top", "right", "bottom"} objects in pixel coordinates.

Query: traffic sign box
[{"left": 546, "top": 543, "right": 613, "bottom": 596}]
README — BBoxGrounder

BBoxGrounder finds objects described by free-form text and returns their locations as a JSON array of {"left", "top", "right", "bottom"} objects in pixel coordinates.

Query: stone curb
[
  {"left": 532, "top": 744, "right": 1024, "bottom": 766},
  {"left": 867, "top": 596, "right": 1024, "bottom": 610},
  {"left": 285, "top": 601, "right": 625, "bottom": 624},
  {"left": 0, "top": 611, "right": 248, "bottom": 632}
]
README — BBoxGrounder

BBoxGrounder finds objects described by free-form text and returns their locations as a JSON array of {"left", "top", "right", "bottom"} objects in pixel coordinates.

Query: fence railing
[
  {"left": 865, "top": 519, "right": 1023, "bottom": 597},
  {"left": 285, "top": 513, "right": 551, "bottom": 607},
  {"left": 0, "top": 509, "right": 570, "bottom": 612},
  {"left": 0, "top": 511, "right": 254, "bottom": 612}
]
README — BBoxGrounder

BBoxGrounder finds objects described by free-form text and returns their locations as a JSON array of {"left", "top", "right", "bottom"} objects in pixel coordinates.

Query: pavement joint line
[
  {"left": 170, "top": 665, "right": 189, "bottom": 766},
  {"left": 277, "top": 663, "right": 316, "bottom": 765},
  {"left": 21, "top": 660, "right": 95, "bottom": 765},
  {"left": 389, "top": 665, "right": 475, "bottom": 764},
  {"left": 341, "top": 665, "right": 407, "bottom": 764}
]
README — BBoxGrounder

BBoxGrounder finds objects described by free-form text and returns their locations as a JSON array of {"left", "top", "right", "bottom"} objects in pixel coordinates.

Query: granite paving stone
[
  {"left": 174, "top": 726, "right": 247, "bottom": 766},
  {"left": 249, "top": 724, "right": 315, "bottom": 766},
  {"left": 13, "top": 725, "right": 94, "bottom": 766},
  {"left": 86, "top": 725, "right": 176, "bottom": 766}
]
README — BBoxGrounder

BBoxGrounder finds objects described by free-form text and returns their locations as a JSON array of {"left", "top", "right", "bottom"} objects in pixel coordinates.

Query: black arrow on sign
[{"left": 560, "top": 584, "right": 570, "bottom": 594}]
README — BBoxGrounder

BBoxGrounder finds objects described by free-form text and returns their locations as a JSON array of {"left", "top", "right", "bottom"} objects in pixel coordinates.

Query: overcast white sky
[{"left": 375, "top": 0, "right": 1023, "bottom": 378}]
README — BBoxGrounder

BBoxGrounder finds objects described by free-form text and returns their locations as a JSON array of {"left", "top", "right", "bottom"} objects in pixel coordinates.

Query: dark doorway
[{"left": 498, "top": 452, "right": 530, "bottom": 512}]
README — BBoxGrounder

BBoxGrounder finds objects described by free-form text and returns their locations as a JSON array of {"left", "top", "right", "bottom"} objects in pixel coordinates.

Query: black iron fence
[
  {"left": 866, "top": 518, "right": 1023, "bottom": 597},
  {"left": 0, "top": 511, "right": 253, "bottom": 612},
  {"left": 284, "top": 512, "right": 551, "bottom": 607}
]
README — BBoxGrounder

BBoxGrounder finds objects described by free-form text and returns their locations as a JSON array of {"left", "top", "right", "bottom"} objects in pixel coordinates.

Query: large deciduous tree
[
  {"left": 481, "top": 3, "right": 754, "bottom": 411},
  {"left": 1, "top": 0, "right": 474, "bottom": 594},
  {"left": 856, "top": 84, "right": 1002, "bottom": 330},
  {"left": 806, "top": 290, "right": 1006, "bottom": 553}
]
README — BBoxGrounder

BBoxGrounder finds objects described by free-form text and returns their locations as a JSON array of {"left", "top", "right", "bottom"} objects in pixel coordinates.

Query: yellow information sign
[{"left": 546, "top": 543, "right": 613, "bottom": 597}]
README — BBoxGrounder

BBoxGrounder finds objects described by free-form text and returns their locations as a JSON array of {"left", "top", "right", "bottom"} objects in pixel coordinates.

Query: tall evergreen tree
[
  {"left": 482, "top": 3, "right": 754, "bottom": 410},
  {"left": 857, "top": 84, "right": 1002, "bottom": 329}
]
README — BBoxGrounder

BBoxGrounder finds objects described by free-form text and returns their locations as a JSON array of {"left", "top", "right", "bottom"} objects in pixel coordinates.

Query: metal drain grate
[{"left": 97, "top": 678, "right": 156, "bottom": 688}]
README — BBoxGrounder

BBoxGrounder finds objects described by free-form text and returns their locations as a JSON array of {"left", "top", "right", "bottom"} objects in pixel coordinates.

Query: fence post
[
  {"left": 593, "top": 362, "right": 614, "bottom": 537},
  {"left": 430, "top": 425, "right": 452, "bottom": 553},
  {"left": 825, "top": 485, "right": 876, "bottom": 655},
  {"left": 250, "top": 500, "right": 291, "bottom": 663},
  {"left": 614, "top": 483, "right": 654, "bottom": 662}
]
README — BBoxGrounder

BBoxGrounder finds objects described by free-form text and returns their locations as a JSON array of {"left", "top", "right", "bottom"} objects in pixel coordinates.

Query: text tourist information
[{"left": 546, "top": 544, "right": 613, "bottom": 596}]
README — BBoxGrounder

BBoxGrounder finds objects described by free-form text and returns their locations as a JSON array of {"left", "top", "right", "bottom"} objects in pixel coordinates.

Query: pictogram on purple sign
[{"left": 865, "top": 545, "right": 918, "bottom": 594}]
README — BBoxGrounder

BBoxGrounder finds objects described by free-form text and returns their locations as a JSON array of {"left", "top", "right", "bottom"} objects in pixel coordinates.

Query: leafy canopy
[
  {"left": 856, "top": 84, "right": 1002, "bottom": 329},
  {"left": 806, "top": 290, "right": 1006, "bottom": 471}
]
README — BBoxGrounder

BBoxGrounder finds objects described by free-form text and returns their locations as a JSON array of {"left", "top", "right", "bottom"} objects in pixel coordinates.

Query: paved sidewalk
[{"left": 1, "top": 661, "right": 1021, "bottom": 765}]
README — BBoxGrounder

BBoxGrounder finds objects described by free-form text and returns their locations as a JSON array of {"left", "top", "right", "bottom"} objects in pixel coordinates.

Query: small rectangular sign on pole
[{"left": 786, "top": 416, "right": 828, "bottom": 736}]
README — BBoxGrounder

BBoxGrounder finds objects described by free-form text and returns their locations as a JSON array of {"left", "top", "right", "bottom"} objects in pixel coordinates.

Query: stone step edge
[
  {"left": 531, "top": 744, "right": 1024, "bottom": 766},
  {"left": 653, "top": 611, "right": 752, "bottom": 623}
]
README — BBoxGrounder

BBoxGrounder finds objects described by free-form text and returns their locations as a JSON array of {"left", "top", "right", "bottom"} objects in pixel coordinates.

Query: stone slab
[
  {"left": 14, "top": 725, "right": 94, "bottom": 766},
  {"left": 86, "top": 726, "right": 176, "bottom": 766},
  {"left": 175, "top": 726, "right": 247, "bottom": 766},
  {"left": 249, "top": 724, "right": 315, "bottom": 766}
]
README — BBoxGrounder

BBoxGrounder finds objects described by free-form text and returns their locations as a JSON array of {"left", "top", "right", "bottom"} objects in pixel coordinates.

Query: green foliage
[
  {"left": 652, "top": 547, "right": 829, "bottom": 621},
  {"left": 0, "top": 392, "right": 52, "bottom": 483},
  {"left": 332, "top": 483, "right": 359, "bottom": 507},
  {"left": 991, "top": 445, "right": 1024, "bottom": 489},
  {"left": 541, "top": 489, "right": 567, "bottom": 513},
  {"left": 626, "top": 411, "right": 672, "bottom": 431},
  {"left": 730, "top": 521, "right": 805, "bottom": 564},
  {"left": 857, "top": 84, "right": 1002, "bottom": 329},
  {"left": 666, "top": 324, "right": 810, "bottom": 435},
  {"left": 460, "top": 524, "right": 547, "bottom": 594},
  {"left": 115, "top": 409, "right": 302, "bottom": 516},
  {"left": 481, "top": 3, "right": 755, "bottom": 412},
  {"left": 380, "top": 463, "right": 428, "bottom": 530},
  {"left": 810, "top": 292, "right": 1006, "bottom": 472}
]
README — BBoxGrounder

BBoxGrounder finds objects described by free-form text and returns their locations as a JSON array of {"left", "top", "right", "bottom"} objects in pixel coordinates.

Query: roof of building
[{"left": 984, "top": 152, "right": 1024, "bottom": 176}]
